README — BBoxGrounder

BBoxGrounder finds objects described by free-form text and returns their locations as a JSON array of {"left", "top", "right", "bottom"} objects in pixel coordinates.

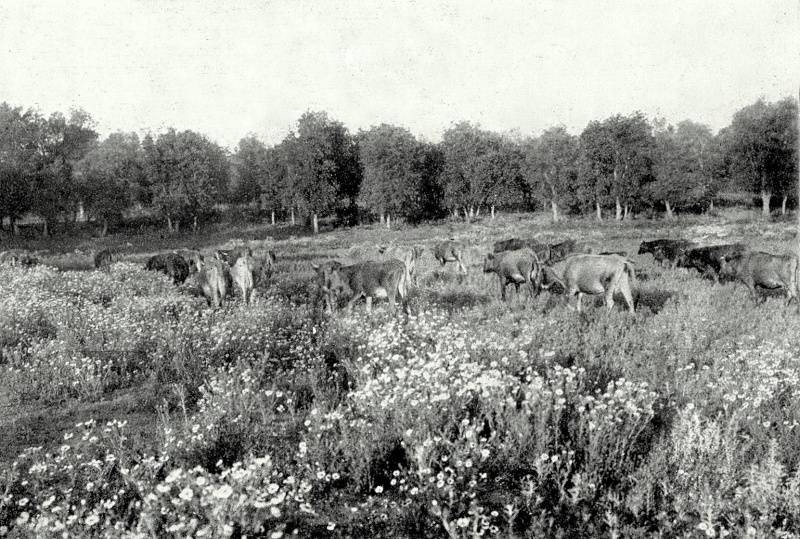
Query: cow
[
  {"left": 195, "top": 258, "right": 230, "bottom": 308},
  {"left": 544, "top": 254, "right": 636, "bottom": 313},
  {"left": 638, "top": 239, "right": 696, "bottom": 268},
  {"left": 379, "top": 245, "right": 423, "bottom": 285},
  {"left": 433, "top": 240, "right": 467, "bottom": 274},
  {"left": 493, "top": 238, "right": 551, "bottom": 262},
  {"left": 94, "top": 249, "right": 116, "bottom": 269},
  {"left": 548, "top": 239, "right": 602, "bottom": 263},
  {"left": 322, "top": 259, "right": 408, "bottom": 313},
  {"left": 483, "top": 249, "right": 542, "bottom": 301},
  {"left": 599, "top": 251, "right": 627, "bottom": 257},
  {"left": 677, "top": 244, "right": 747, "bottom": 283},
  {"left": 230, "top": 254, "right": 255, "bottom": 304},
  {"left": 145, "top": 253, "right": 190, "bottom": 285},
  {"left": 719, "top": 251, "right": 799, "bottom": 304}
]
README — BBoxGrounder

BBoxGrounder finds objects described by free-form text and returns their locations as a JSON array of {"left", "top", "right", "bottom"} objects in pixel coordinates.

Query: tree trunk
[
  {"left": 271, "top": 211, "right": 275, "bottom": 225},
  {"left": 782, "top": 195, "right": 788, "bottom": 215},
  {"left": 464, "top": 207, "right": 469, "bottom": 220},
  {"left": 379, "top": 212, "right": 385, "bottom": 225},
  {"left": 761, "top": 191, "right": 772, "bottom": 217},
  {"left": 551, "top": 200, "right": 559, "bottom": 222},
  {"left": 192, "top": 215, "right": 198, "bottom": 232},
  {"left": 386, "top": 214, "right": 391, "bottom": 229},
  {"left": 709, "top": 200, "right": 714, "bottom": 213},
  {"left": 596, "top": 202, "right": 602, "bottom": 221},
  {"left": 12, "top": 218, "right": 18, "bottom": 236},
  {"left": 42, "top": 220, "right": 49, "bottom": 237},
  {"left": 174, "top": 219, "right": 180, "bottom": 233},
  {"left": 491, "top": 205, "right": 495, "bottom": 220},
  {"left": 101, "top": 219, "right": 108, "bottom": 237},
  {"left": 167, "top": 216, "right": 173, "bottom": 232},
  {"left": 624, "top": 204, "right": 630, "bottom": 219},
  {"left": 615, "top": 198, "right": 622, "bottom": 220},
  {"left": 291, "top": 208, "right": 295, "bottom": 226},
  {"left": 312, "top": 213, "right": 319, "bottom": 234},
  {"left": 664, "top": 200, "right": 675, "bottom": 220}
]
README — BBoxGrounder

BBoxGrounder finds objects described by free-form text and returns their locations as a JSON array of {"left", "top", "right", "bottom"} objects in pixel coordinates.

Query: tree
[
  {"left": 74, "top": 133, "right": 143, "bottom": 235},
  {"left": 358, "top": 124, "right": 424, "bottom": 227},
  {"left": 0, "top": 103, "right": 38, "bottom": 232},
  {"left": 579, "top": 113, "right": 655, "bottom": 220},
  {"left": 231, "top": 135, "right": 268, "bottom": 206},
  {"left": 650, "top": 120, "right": 714, "bottom": 218},
  {"left": 522, "top": 126, "right": 580, "bottom": 222},
  {"left": 283, "top": 111, "right": 361, "bottom": 233},
  {"left": 725, "top": 97, "right": 798, "bottom": 216},
  {"left": 31, "top": 109, "right": 98, "bottom": 235},
  {"left": 440, "top": 122, "right": 522, "bottom": 220},
  {"left": 142, "top": 129, "right": 230, "bottom": 232}
]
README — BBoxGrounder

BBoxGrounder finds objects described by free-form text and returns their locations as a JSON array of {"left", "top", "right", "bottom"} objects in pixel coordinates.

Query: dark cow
[
  {"left": 638, "top": 239, "right": 696, "bottom": 268},
  {"left": 216, "top": 246, "right": 252, "bottom": 266},
  {"left": 548, "top": 240, "right": 602, "bottom": 263},
  {"left": 322, "top": 259, "right": 408, "bottom": 313},
  {"left": 678, "top": 244, "right": 747, "bottom": 283},
  {"left": 493, "top": 238, "right": 551, "bottom": 262},
  {"left": 94, "top": 249, "right": 115, "bottom": 269},
  {"left": 720, "top": 251, "right": 799, "bottom": 303},
  {"left": 599, "top": 251, "right": 627, "bottom": 257},
  {"left": 178, "top": 249, "right": 205, "bottom": 274},
  {"left": 145, "top": 253, "right": 190, "bottom": 285},
  {"left": 544, "top": 254, "right": 636, "bottom": 313},
  {"left": 483, "top": 249, "right": 542, "bottom": 301},
  {"left": 433, "top": 240, "right": 467, "bottom": 274}
]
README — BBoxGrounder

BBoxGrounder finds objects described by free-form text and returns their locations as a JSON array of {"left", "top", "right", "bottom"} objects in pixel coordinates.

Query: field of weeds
[{"left": 2, "top": 211, "right": 800, "bottom": 538}]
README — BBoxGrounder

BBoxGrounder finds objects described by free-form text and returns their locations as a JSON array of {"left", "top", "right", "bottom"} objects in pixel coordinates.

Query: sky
[{"left": 0, "top": 0, "right": 797, "bottom": 151}]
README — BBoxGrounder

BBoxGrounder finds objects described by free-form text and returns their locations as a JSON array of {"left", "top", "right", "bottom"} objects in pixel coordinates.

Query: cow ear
[{"left": 312, "top": 264, "right": 320, "bottom": 270}]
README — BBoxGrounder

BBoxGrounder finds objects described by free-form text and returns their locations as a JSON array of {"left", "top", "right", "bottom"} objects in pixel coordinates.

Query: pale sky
[{"left": 0, "top": 0, "right": 796, "bottom": 151}]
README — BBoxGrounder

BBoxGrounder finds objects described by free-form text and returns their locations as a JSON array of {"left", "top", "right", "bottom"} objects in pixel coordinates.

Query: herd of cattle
[{"left": 1, "top": 236, "right": 798, "bottom": 314}]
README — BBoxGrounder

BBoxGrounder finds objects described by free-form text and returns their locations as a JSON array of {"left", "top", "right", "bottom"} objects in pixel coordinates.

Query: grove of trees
[{"left": 0, "top": 96, "right": 796, "bottom": 236}]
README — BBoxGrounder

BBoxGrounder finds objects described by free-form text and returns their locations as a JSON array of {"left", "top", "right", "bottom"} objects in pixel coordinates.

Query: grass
[{"left": 1, "top": 209, "right": 800, "bottom": 538}]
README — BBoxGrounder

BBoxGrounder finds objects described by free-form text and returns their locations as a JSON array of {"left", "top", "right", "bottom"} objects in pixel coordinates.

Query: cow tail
[
  {"left": 624, "top": 259, "right": 637, "bottom": 285},
  {"left": 794, "top": 255, "right": 800, "bottom": 303}
]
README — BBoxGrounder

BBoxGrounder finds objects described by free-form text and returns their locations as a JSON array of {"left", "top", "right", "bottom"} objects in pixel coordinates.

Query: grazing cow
[
  {"left": 433, "top": 240, "right": 468, "bottom": 274},
  {"left": 493, "top": 238, "right": 551, "bottom": 262},
  {"left": 379, "top": 245, "right": 423, "bottom": 285},
  {"left": 678, "top": 244, "right": 747, "bottom": 283},
  {"left": 720, "top": 251, "right": 799, "bottom": 304},
  {"left": 638, "top": 239, "right": 696, "bottom": 268},
  {"left": 145, "top": 253, "right": 190, "bottom": 284},
  {"left": 483, "top": 249, "right": 542, "bottom": 301},
  {"left": 0, "top": 249, "right": 38, "bottom": 267},
  {"left": 322, "top": 259, "right": 408, "bottom": 312},
  {"left": 546, "top": 254, "right": 636, "bottom": 313},
  {"left": 230, "top": 254, "right": 255, "bottom": 303},
  {"left": 196, "top": 259, "right": 230, "bottom": 308}
]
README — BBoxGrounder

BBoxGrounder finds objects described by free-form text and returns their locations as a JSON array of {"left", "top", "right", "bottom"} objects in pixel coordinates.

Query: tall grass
[{"left": 2, "top": 213, "right": 800, "bottom": 537}]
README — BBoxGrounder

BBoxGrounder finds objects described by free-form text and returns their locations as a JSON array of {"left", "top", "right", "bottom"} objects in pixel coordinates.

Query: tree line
[{"left": 0, "top": 98, "right": 796, "bottom": 236}]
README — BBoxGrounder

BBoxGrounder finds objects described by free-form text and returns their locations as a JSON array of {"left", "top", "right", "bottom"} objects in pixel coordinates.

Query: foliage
[{"left": 522, "top": 126, "right": 580, "bottom": 221}]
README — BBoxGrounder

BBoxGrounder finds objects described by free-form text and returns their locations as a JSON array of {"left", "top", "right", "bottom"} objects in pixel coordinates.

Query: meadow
[{"left": 2, "top": 210, "right": 800, "bottom": 538}]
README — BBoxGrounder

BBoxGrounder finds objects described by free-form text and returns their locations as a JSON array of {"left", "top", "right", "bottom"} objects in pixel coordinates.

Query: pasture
[{"left": 2, "top": 211, "right": 800, "bottom": 538}]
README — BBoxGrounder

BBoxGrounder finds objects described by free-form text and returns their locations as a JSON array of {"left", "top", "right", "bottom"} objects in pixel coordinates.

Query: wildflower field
[{"left": 2, "top": 212, "right": 800, "bottom": 538}]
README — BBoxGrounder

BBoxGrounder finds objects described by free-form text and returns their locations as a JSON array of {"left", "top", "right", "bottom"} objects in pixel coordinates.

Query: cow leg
[
  {"left": 365, "top": 296, "right": 373, "bottom": 312},
  {"left": 500, "top": 279, "right": 507, "bottom": 301},
  {"left": 458, "top": 258, "right": 467, "bottom": 274}
]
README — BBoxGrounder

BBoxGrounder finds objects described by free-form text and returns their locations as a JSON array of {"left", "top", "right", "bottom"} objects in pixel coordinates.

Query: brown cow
[
  {"left": 196, "top": 259, "right": 230, "bottom": 308},
  {"left": 483, "top": 249, "right": 542, "bottom": 301},
  {"left": 379, "top": 245, "right": 423, "bottom": 285},
  {"left": 322, "top": 259, "right": 408, "bottom": 313},
  {"left": 433, "top": 240, "right": 467, "bottom": 274},
  {"left": 546, "top": 254, "right": 636, "bottom": 313},
  {"left": 145, "top": 253, "right": 190, "bottom": 285},
  {"left": 94, "top": 249, "right": 116, "bottom": 269}
]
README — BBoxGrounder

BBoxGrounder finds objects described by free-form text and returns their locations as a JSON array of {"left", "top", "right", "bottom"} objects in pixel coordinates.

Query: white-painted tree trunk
[
  {"left": 665, "top": 200, "right": 674, "bottom": 219},
  {"left": 312, "top": 213, "right": 319, "bottom": 234},
  {"left": 386, "top": 214, "right": 391, "bottom": 229},
  {"left": 291, "top": 208, "right": 295, "bottom": 225},
  {"left": 551, "top": 200, "right": 559, "bottom": 222},
  {"left": 491, "top": 205, "right": 495, "bottom": 220},
  {"left": 271, "top": 211, "right": 275, "bottom": 225},
  {"left": 596, "top": 202, "right": 602, "bottom": 221},
  {"left": 761, "top": 190, "right": 771, "bottom": 217},
  {"left": 615, "top": 198, "right": 622, "bottom": 220}
]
